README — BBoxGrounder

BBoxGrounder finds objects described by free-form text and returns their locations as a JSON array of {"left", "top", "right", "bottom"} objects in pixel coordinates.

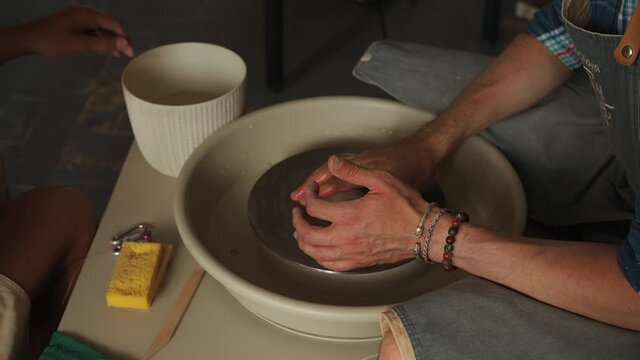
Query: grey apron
[
  {"left": 352, "top": 0, "right": 640, "bottom": 358},
  {"left": 562, "top": 0, "right": 640, "bottom": 195}
]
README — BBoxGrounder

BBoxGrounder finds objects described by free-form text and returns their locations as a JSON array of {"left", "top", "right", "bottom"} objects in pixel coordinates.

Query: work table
[{"left": 58, "top": 142, "right": 380, "bottom": 359}]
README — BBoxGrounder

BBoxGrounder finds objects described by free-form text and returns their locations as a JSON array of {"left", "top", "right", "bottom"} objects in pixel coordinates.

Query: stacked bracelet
[
  {"left": 422, "top": 207, "right": 447, "bottom": 263},
  {"left": 415, "top": 202, "right": 438, "bottom": 239},
  {"left": 442, "top": 211, "right": 469, "bottom": 272},
  {"left": 412, "top": 242, "right": 421, "bottom": 259},
  {"left": 413, "top": 202, "right": 438, "bottom": 261}
]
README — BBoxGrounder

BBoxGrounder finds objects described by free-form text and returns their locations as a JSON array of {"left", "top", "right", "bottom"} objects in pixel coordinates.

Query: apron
[{"left": 562, "top": 0, "right": 640, "bottom": 194}]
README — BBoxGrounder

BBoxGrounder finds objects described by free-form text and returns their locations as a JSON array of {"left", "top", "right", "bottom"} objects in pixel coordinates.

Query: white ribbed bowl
[{"left": 122, "top": 43, "right": 246, "bottom": 177}]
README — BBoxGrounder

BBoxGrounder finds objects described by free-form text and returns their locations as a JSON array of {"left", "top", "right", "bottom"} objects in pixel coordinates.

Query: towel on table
[{"left": 40, "top": 332, "right": 111, "bottom": 360}]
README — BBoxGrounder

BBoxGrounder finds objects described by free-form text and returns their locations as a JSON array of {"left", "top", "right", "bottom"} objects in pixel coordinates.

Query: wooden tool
[{"left": 143, "top": 266, "right": 205, "bottom": 359}]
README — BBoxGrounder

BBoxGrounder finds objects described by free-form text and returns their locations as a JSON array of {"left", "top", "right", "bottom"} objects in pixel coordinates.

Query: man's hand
[
  {"left": 0, "top": 5, "right": 134, "bottom": 63},
  {"left": 290, "top": 138, "right": 437, "bottom": 205},
  {"left": 292, "top": 155, "right": 429, "bottom": 271}
]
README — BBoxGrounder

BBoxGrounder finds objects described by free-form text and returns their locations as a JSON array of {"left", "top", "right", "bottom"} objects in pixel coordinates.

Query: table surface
[{"left": 58, "top": 143, "right": 380, "bottom": 360}]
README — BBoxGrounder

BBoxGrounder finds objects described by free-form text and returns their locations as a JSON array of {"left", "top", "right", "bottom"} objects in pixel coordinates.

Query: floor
[{"left": 0, "top": 0, "right": 524, "bottom": 218}]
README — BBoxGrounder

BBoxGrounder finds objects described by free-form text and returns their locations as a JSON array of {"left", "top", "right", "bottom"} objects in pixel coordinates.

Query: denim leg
[{"left": 392, "top": 277, "right": 640, "bottom": 359}]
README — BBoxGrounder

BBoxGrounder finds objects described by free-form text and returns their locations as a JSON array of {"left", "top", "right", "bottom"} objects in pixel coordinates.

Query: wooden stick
[{"left": 143, "top": 266, "right": 205, "bottom": 360}]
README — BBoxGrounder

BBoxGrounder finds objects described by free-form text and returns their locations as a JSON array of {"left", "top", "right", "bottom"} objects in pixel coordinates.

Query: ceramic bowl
[{"left": 122, "top": 42, "right": 246, "bottom": 177}]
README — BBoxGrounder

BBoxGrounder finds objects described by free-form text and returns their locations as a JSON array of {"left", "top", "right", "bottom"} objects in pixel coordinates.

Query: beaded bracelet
[
  {"left": 421, "top": 207, "right": 447, "bottom": 263},
  {"left": 442, "top": 211, "right": 469, "bottom": 272},
  {"left": 413, "top": 202, "right": 438, "bottom": 261}
]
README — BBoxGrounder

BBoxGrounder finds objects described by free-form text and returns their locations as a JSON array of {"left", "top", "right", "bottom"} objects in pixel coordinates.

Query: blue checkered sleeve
[
  {"left": 526, "top": 0, "right": 582, "bottom": 70},
  {"left": 618, "top": 0, "right": 637, "bottom": 32}
]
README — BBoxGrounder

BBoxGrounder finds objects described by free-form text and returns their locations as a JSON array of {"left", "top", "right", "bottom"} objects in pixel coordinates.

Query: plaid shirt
[{"left": 527, "top": 0, "right": 638, "bottom": 69}]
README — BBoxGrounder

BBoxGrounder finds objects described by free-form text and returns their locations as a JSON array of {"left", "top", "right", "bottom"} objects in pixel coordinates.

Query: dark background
[{"left": 0, "top": 0, "right": 528, "bottom": 217}]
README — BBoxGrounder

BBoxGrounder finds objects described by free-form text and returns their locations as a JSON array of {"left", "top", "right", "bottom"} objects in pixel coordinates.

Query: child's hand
[{"left": 23, "top": 5, "right": 134, "bottom": 58}]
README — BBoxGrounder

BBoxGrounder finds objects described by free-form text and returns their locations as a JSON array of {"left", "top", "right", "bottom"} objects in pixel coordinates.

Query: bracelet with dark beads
[{"left": 442, "top": 211, "right": 469, "bottom": 272}]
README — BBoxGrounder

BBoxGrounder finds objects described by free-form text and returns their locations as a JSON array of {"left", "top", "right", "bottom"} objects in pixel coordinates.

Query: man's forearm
[
  {"left": 452, "top": 226, "right": 640, "bottom": 330},
  {"left": 411, "top": 33, "right": 573, "bottom": 165},
  {"left": 409, "top": 34, "right": 640, "bottom": 330}
]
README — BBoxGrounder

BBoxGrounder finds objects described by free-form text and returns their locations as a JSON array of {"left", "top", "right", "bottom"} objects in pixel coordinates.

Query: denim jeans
[{"left": 393, "top": 277, "right": 640, "bottom": 359}]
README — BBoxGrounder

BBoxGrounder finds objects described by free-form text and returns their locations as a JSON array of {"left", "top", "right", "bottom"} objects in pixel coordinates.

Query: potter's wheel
[
  {"left": 175, "top": 96, "right": 527, "bottom": 340},
  {"left": 248, "top": 147, "right": 411, "bottom": 275}
]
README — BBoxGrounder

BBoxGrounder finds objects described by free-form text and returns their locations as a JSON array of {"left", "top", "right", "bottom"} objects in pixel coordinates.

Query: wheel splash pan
[{"left": 175, "top": 96, "right": 526, "bottom": 341}]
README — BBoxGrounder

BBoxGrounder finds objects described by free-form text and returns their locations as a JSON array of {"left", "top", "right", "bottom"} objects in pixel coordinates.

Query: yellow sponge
[{"left": 106, "top": 242, "right": 173, "bottom": 309}]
